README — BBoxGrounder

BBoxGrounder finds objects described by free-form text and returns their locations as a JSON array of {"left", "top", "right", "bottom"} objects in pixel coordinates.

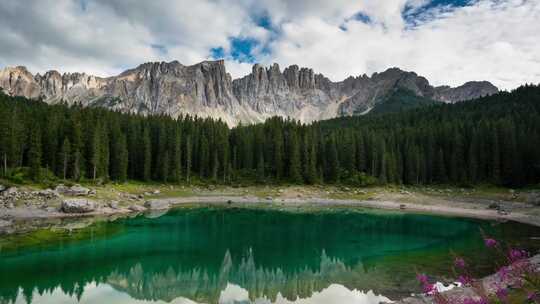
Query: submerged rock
[
  {"left": 61, "top": 199, "right": 96, "bottom": 213},
  {"left": 144, "top": 200, "right": 170, "bottom": 210}
]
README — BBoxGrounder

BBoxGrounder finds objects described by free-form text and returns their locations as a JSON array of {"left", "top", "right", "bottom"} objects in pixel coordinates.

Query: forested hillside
[{"left": 0, "top": 85, "right": 539, "bottom": 187}]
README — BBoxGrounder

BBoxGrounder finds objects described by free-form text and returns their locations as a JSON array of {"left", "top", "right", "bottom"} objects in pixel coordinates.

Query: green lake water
[{"left": 1, "top": 206, "right": 539, "bottom": 304}]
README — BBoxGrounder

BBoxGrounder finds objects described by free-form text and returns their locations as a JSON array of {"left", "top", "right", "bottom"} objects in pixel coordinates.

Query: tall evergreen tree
[
  {"left": 142, "top": 126, "right": 152, "bottom": 181},
  {"left": 59, "top": 137, "right": 71, "bottom": 180},
  {"left": 28, "top": 127, "right": 42, "bottom": 181}
]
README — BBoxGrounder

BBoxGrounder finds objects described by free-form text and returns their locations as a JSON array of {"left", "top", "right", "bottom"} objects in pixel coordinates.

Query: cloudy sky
[{"left": 0, "top": 0, "right": 539, "bottom": 90}]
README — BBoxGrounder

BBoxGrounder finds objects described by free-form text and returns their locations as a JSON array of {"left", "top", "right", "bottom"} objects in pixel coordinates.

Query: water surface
[{"left": 1, "top": 206, "right": 539, "bottom": 304}]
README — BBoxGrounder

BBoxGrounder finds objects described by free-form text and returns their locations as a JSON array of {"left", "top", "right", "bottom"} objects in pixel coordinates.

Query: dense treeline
[{"left": 0, "top": 85, "right": 539, "bottom": 187}]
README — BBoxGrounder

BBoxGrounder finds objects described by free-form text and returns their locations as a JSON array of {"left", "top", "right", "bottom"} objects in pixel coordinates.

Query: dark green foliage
[
  {"left": 0, "top": 85, "right": 539, "bottom": 186},
  {"left": 369, "top": 88, "right": 439, "bottom": 115},
  {"left": 28, "top": 127, "right": 42, "bottom": 181}
]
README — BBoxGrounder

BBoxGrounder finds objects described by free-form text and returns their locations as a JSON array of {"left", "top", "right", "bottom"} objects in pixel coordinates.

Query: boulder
[
  {"left": 55, "top": 184, "right": 69, "bottom": 193},
  {"left": 2, "top": 187, "right": 18, "bottom": 197},
  {"left": 56, "top": 184, "right": 91, "bottom": 196},
  {"left": 108, "top": 201, "right": 120, "bottom": 209},
  {"left": 35, "top": 189, "right": 59, "bottom": 199},
  {"left": 129, "top": 204, "right": 146, "bottom": 212},
  {"left": 488, "top": 202, "right": 500, "bottom": 210},
  {"left": 144, "top": 199, "right": 170, "bottom": 210},
  {"left": 68, "top": 185, "right": 91, "bottom": 196},
  {"left": 61, "top": 199, "right": 96, "bottom": 213},
  {"left": 0, "top": 219, "right": 12, "bottom": 228},
  {"left": 0, "top": 185, "right": 5, "bottom": 192}
]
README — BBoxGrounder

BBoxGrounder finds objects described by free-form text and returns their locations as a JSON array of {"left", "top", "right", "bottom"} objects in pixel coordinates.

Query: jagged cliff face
[{"left": 0, "top": 60, "right": 498, "bottom": 126}]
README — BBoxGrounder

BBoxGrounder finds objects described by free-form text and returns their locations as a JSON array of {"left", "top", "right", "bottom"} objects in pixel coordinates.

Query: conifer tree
[
  {"left": 288, "top": 130, "right": 302, "bottom": 183},
  {"left": 142, "top": 126, "right": 152, "bottom": 181},
  {"left": 326, "top": 134, "right": 340, "bottom": 183},
  {"left": 59, "top": 137, "right": 71, "bottom": 180},
  {"left": 185, "top": 135, "right": 192, "bottom": 182},
  {"left": 28, "top": 127, "right": 42, "bottom": 181}
]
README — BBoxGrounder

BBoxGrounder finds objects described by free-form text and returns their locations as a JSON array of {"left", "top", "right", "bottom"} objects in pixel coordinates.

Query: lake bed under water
[{"left": 1, "top": 206, "right": 539, "bottom": 304}]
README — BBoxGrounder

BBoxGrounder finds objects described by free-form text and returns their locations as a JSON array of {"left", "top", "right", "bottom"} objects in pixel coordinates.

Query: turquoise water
[{"left": 1, "top": 206, "right": 539, "bottom": 304}]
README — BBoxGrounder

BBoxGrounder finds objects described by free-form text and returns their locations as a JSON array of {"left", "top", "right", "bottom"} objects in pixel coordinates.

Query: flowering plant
[{"left": 416, "top": 233, "right": 539, "bottom": 304}]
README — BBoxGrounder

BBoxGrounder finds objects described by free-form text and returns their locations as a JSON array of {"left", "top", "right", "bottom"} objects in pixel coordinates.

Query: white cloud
[
  {"left": 262, "top": 0, "right": 540, "bottom": 89},
  {"left": 0, "top": 0, "right": 538, "bottom": 89}
]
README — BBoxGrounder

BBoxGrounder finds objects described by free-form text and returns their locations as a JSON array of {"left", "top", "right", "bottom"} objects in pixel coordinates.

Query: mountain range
[{"left": 0, "top": 60, "right": 498, "bottom": 126}]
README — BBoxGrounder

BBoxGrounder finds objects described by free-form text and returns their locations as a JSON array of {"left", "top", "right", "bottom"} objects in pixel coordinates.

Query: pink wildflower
[
  {"left": 497, "top": 266, "right": 510, "bottom": 280},
  {"left": 416, "top": 273, "right": 429, "bottom": 284},
  {"left": 495, "top": 288, "right": 508, "bottom": 301},
  {"left": 484, "top": 238, "right": 498, "bottom": 248},
  {"left": 458, "top": 275, "right": 472, "bottom": 285},
  {"left": 422, "top": 283, "right": 436, "bottom": 294},
  {"left": 454, "top": 257, "right": 466, "bottom": 269},
  {"left": 463, "top": 298, "right": 488, "bottom": 304},
  {"left": 508, "top": 248, "right": 528, "bottom": 262}
]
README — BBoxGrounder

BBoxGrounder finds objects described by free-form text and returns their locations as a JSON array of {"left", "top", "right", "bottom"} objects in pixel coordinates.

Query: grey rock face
[
  {"left": 434, "top": 81, "right": 499, "bottom": 103},
  {"left": 0, "top": 61, "right": 498, "bottom": 125},
  {"left": 61, "top": 199, "right": 96, "bottom": 213}
]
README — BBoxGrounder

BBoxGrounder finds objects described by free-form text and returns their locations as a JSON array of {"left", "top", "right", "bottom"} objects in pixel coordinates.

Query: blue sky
[
  {"left": 0, "top": 0, "right": 539, "bottom": 90},
  {"left": 214, "top": 0, "right": 475, "bottom": 63}
]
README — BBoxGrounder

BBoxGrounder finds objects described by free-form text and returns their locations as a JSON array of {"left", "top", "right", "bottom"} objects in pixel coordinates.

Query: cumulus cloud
[
  {"left": 0, "top": 0, "right": 538, "bottom": 89},
  {"left": 263, "top": 0, "right": 540, "bottom": 89}
]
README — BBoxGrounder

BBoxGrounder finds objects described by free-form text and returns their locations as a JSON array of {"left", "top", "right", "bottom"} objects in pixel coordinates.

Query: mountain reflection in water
[{"left": 1, "top": 207, "right": 539, "bottom": 304}]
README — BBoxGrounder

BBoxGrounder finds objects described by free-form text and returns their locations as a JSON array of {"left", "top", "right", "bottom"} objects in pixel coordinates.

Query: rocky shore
[{"left": 2, "top": 184, "right": 540, "bottom": 235}]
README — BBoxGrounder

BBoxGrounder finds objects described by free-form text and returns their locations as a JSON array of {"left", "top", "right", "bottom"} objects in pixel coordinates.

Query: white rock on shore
[
  {"left": 128, "top": 204, "right": 146, "bottom": 212},
  {"left": 144, "top": 200, "right": 170, "bottom": 210},
  {"left": 55, "top": 184, "right": 91, "bottom": 196},
  {"left": 61, "top": 199, "right": 96, "bottom": 213}
]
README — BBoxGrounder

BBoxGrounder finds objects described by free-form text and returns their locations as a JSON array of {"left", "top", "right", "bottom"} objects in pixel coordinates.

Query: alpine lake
[{"left": 1, "top": 204, "right": 539, "bottom": 304}]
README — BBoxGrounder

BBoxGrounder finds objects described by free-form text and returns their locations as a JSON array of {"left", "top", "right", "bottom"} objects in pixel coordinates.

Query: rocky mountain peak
[{"left": 0, "top": 61, "right": 499, "bottom": 126}]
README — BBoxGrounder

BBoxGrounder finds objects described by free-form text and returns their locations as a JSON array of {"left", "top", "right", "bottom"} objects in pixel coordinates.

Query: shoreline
[
  {"left": 1, "top": 184, "right": 540, "bottom": 234},
  {"left": 2, "top": 193, "right": 540, "bottom": 235}
]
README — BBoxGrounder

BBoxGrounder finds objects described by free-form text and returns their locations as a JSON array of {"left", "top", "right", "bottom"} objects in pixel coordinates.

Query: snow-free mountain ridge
[{"left": 0, "top": 60, "right": 498, "bottom": 126}]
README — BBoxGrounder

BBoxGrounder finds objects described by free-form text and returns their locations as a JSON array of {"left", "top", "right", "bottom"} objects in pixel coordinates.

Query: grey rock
[
  {"left": 35, "top": 189, "right": 60, "bottom": 199},
  {"left": 67, "top": 185, "right": 91, "bottom": 196},
  {"left": 0, "top": 62, "right": 498, "bottom": 126},
  {"left": 45, "top": 207, "right": 57, "bottom": 212},
  {"left": 488, "top": 202, "right": 500, "bottom": 210},
  {"left": 128, "top": 204, "right": 146, "bottom": 212},
  {"left": 61, "top": 199, "right": 96, "bottom": 213},
  {"left": 0, "top": 185, "right": 5, "bottom": 192},
  {"left": 434, "top": 81, "right": 498, "bottom": 103},
  {"left": 144, "top": 199, "right": 170, "bottom": 210},
  {"left": 0, "top": 219, "right": 12, "bottom": 228},
  {"left": 2, "top": 187, "right": 18, "bottom": 197},
  {"left": 55, "top": 184, "right": 69, "bottom": 193},
  {"left": 108, "top": 201, "right": 119, "bottom": 209}
]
